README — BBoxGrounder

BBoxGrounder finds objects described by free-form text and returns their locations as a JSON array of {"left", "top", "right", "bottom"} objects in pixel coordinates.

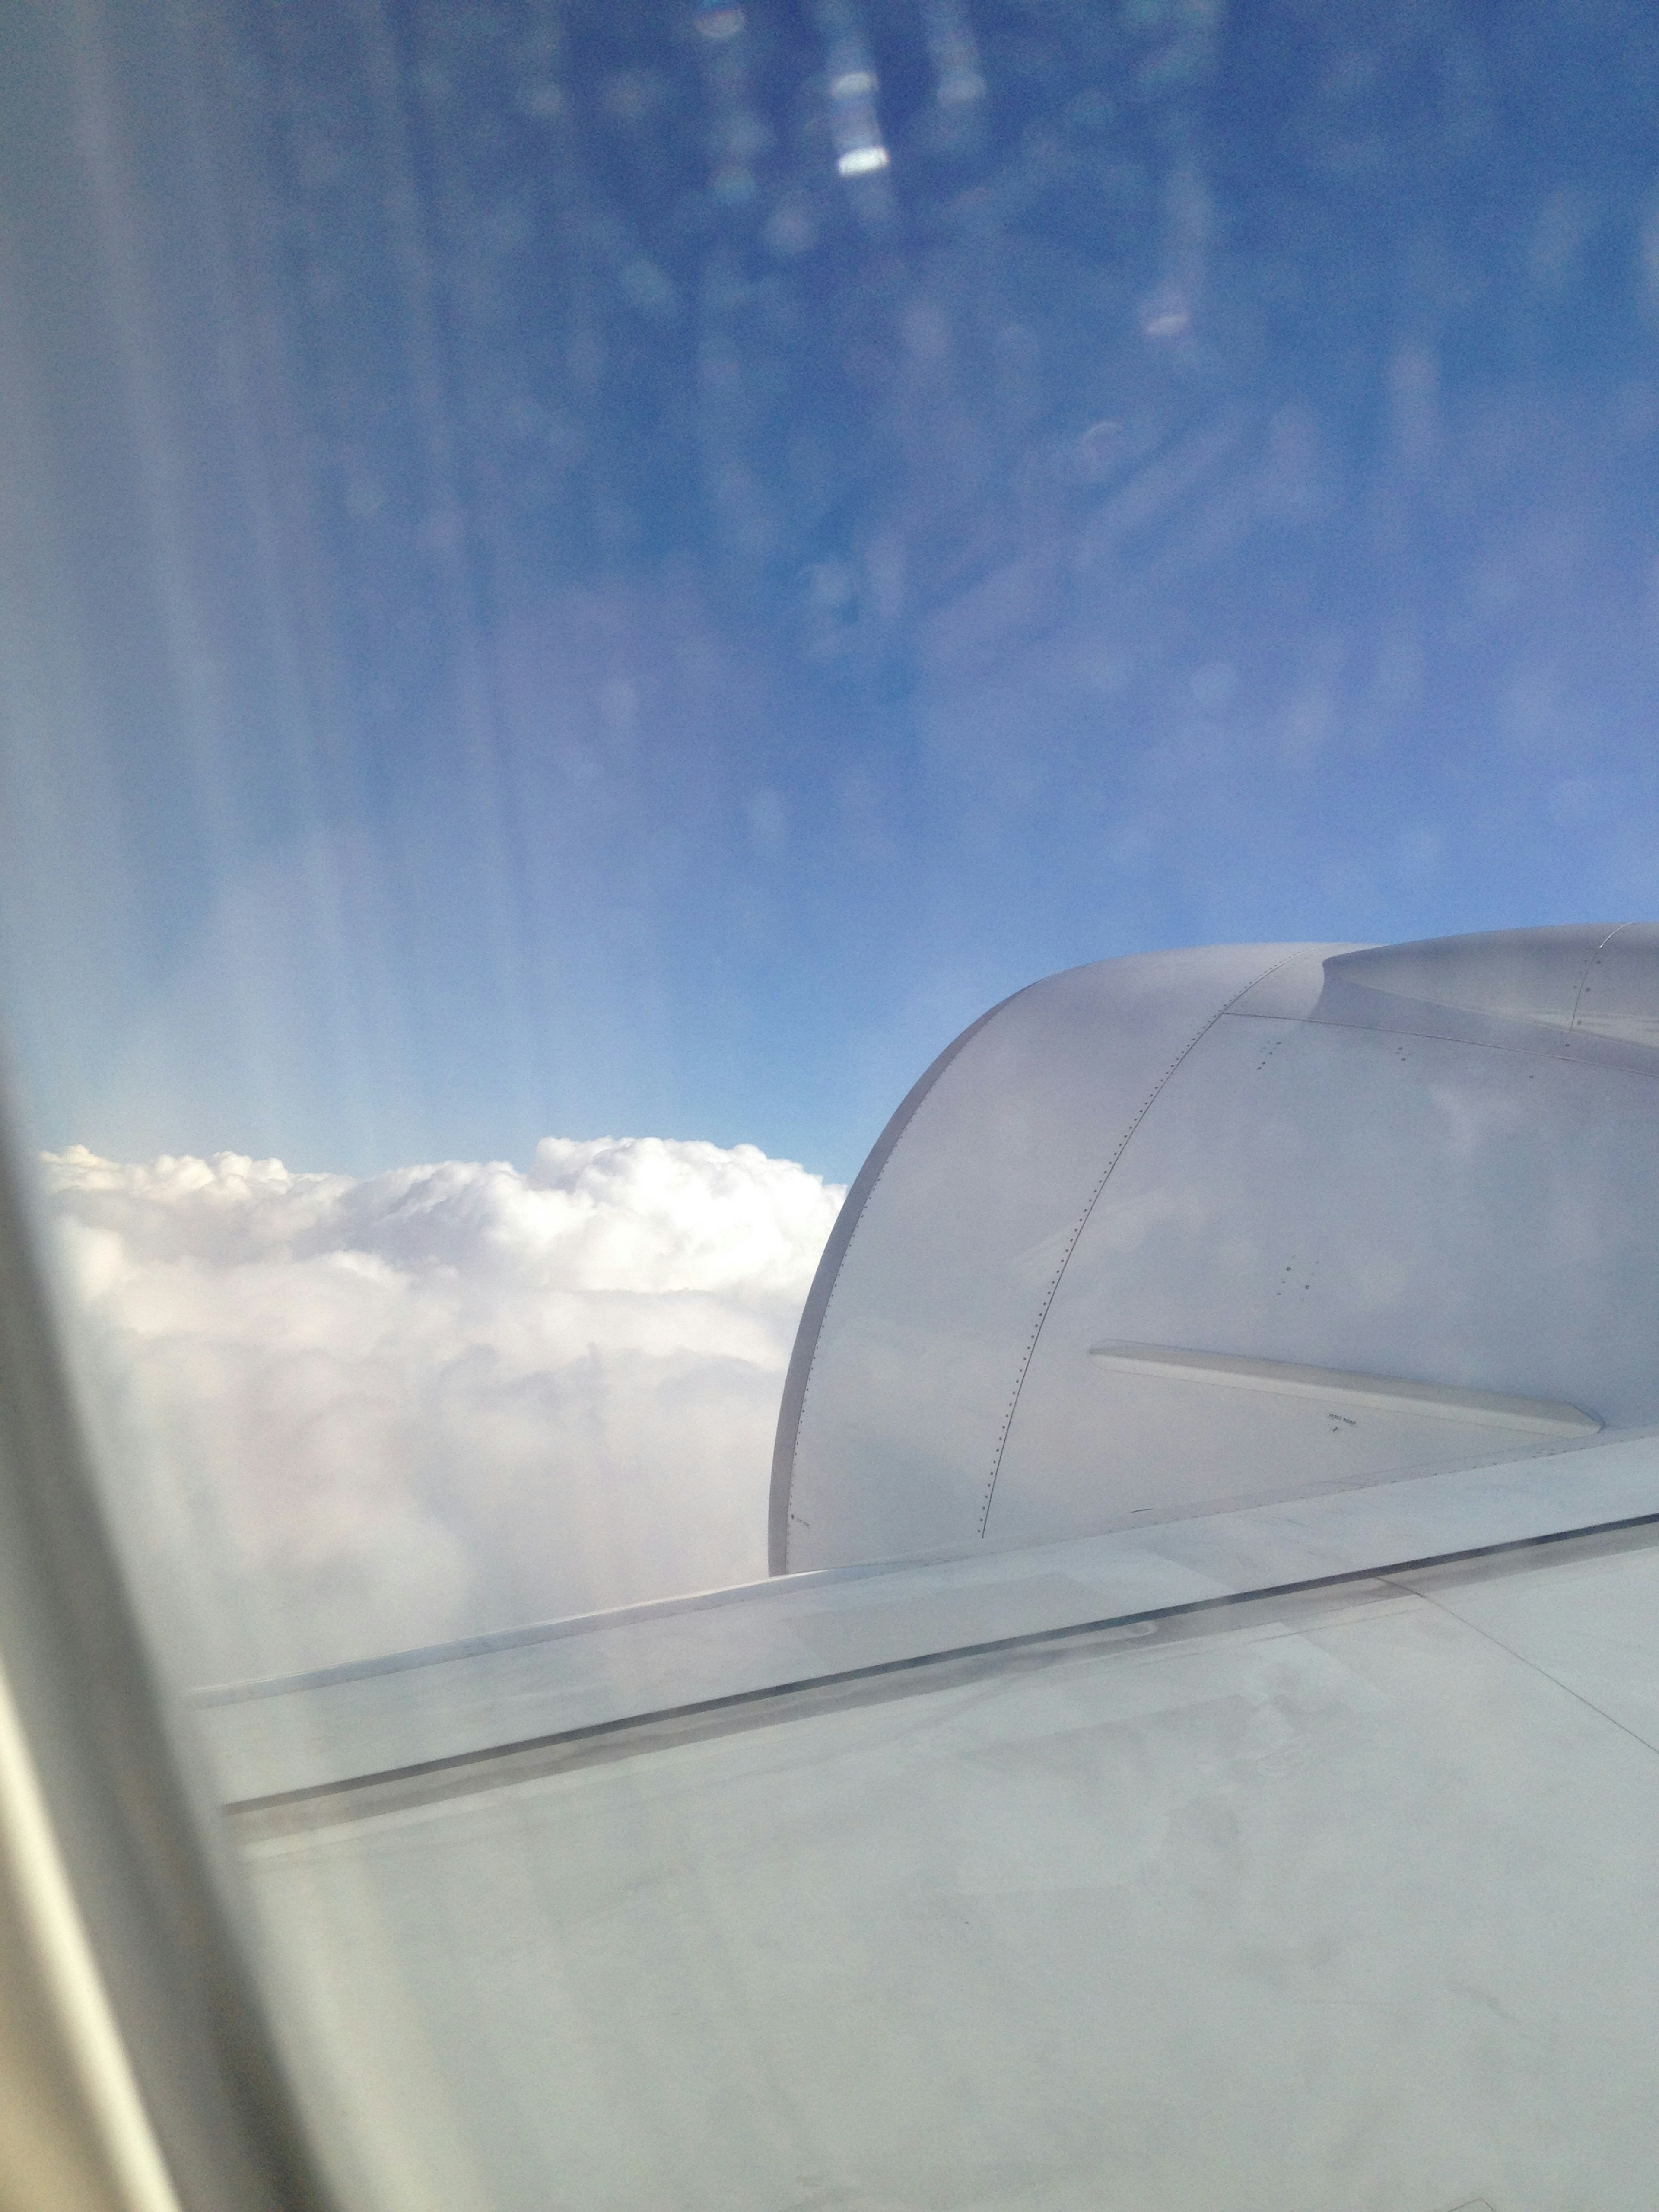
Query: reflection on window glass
[{"left": 4, "top": 2, "right": 1659, "bottom": 2206}]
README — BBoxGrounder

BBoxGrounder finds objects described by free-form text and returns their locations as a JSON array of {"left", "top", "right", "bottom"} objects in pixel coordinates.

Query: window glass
[{"left": 3, "top": 4, "right": 1658, "bottom": 2205}]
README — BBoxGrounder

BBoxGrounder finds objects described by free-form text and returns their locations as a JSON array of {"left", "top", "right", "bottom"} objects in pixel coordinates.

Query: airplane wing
[
  {"left": 199, "top": 1442, "right": 1659, "bottom": 2212},
  {"left": 191, "top": 927, "right": 1659, "bottom": 2212}
]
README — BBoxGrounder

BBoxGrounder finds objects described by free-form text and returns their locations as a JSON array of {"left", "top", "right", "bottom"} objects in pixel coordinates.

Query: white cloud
[{"left": 41, "top": 1138, "right": 843, "bottom": 1684}]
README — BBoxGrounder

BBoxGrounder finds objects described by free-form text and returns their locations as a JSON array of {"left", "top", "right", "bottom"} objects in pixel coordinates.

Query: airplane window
[{"left": 4, "top": 1, "right": 1659, "bottom": 2206}]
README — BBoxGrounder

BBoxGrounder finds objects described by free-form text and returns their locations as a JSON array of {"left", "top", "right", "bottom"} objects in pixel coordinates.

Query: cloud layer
[{"left": 42, "top": 1138, "right": 843, "bottom": 1684}]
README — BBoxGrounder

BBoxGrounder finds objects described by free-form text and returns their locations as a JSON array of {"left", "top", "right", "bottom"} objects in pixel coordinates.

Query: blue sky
[{"left": 5, "top": 0, "right": 1659, "bottom": 1182}]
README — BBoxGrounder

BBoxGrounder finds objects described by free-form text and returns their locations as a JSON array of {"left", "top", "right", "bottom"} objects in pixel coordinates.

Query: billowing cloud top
[{"left": 43, "top": 1138, "right": 843, "bottom": 1684}]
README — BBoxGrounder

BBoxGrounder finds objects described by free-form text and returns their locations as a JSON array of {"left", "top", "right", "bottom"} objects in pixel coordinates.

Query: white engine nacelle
[{"left": 772, "top": 925, "right": 1659, "bottom": 1573}]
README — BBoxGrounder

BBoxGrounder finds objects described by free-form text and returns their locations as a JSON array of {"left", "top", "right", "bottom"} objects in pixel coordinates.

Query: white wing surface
[{"left": 202, "top": 1443, "right": 1659, "bottom": 2212}]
